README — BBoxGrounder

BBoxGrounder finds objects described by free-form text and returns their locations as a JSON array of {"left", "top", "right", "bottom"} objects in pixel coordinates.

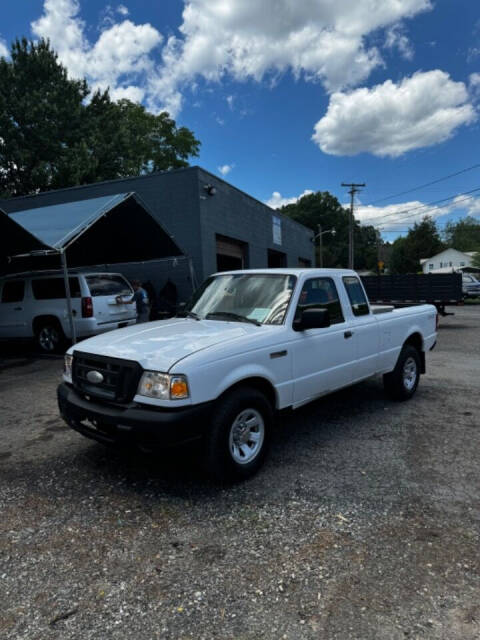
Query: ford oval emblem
[{"left": 86, "top": 370, "right": 104, "bottom": 384}]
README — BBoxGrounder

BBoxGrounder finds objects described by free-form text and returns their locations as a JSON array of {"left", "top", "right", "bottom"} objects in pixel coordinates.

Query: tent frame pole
[
  {"left": 187, "top": 257, "right": 197, "bottom": 292},
  {"left": 60, "top": 249, "right": 77, "bottom": 345}
]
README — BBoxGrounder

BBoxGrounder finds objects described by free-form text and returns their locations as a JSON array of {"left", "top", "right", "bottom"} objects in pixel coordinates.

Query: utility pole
[
  {"left": 318, "top": 223, "right": 323, "bottom": 268},
  {"left": 341, "top": 182, "right": 365, "bottom": 269}
]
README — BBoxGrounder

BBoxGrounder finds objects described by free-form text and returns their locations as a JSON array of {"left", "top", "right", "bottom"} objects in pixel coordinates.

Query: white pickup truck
[{"left": 58, "top": 269, "right": 437, "bottom": 480}]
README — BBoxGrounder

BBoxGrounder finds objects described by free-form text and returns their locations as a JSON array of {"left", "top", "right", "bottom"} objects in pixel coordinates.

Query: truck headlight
[
  {"left": 63, "top": 354, "right": 73, "bottom": 383},
  {"left": 138, "top": 372, "right": 189, "bottom": 400}
]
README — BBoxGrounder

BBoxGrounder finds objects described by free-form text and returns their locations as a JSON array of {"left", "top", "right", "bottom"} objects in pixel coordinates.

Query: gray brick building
[{"left": 2, "top": 166, "right": 314, "bottom": 301}]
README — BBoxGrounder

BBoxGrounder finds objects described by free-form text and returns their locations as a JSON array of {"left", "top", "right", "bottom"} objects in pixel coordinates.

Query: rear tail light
[{"left": 82, "top": 296, "right": 93, "bottom": 318}]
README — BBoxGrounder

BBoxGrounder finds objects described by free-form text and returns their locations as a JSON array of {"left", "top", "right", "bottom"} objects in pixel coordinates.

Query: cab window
[
  {"left": 294, "top": 277, "right": 344, "bottom": 325},
  {"left": 343, "top": 276, "right": 369, "bottom": 316},
  {"left": 1, "top": 280, "right": 25, "bottom": 303}
]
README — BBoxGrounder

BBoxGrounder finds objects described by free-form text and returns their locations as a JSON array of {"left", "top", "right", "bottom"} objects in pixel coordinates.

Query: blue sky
[{"left": 1, "top": 1, "right": 480, "bottom": 240}]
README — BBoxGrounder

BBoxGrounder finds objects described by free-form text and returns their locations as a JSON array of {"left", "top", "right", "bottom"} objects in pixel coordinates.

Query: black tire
[
  {"left": 383, "top": 344, "right": 421, "bottom": 401},
  {"left": 35, "top": 319, "right": 66, "bottom": 354},
  {"left": 203, "top": 387, "right": 273, "bottom": 482}
]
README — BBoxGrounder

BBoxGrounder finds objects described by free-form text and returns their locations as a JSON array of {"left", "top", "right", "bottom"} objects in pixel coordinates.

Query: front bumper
[{"left": 57, "top": 383, "right": 212, "bottom": 449}]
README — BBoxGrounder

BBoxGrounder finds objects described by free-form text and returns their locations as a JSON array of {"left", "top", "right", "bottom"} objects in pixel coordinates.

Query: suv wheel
[
  {"left": 203, "top": 387, "right": 273, "bottom": 482},
  {"left": 36, "top": 320, "right": 65, "bottom": 353}
]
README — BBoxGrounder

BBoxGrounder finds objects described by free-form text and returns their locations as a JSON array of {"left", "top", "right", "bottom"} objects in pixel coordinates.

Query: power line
[
  {"left": 366, "top": 162, "right": 480, "bottom": 205},
  {"left": 359, "top": 186, "right": 480, "bottom": 226}
]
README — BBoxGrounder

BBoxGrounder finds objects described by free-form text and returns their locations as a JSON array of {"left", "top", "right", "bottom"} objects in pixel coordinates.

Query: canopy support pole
[
  {"left": 187, "top": 257, "right": 197, "bottom": 292},
  {"left": 60, "top": 249, "right": 77, "bottom": 345}
]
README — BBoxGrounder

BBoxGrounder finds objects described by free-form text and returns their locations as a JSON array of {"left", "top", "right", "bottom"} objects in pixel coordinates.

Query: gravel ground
[{"left": 0, "top": 307, "right": 479, "bottom": 639}]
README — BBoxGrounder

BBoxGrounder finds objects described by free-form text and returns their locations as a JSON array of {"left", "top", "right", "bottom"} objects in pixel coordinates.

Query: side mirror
[{"left": 293, "top": 307, "right": 331, "bottom": 331}]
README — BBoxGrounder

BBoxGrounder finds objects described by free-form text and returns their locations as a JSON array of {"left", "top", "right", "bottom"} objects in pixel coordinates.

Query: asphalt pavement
[{"left": 0, "top": 306, "right": 479, "bottom": 639}]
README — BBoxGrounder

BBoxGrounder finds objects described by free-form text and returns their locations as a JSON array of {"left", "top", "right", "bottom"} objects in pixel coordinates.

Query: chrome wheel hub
[
  {"left": 403, "top": 356, "right": 417, "bottom": 391},
  {"left": 39, "top": 326, "right": 59, "bottom": 351},
  {"left": 229, "top": 408, "right": 265, "bottom": 465}
]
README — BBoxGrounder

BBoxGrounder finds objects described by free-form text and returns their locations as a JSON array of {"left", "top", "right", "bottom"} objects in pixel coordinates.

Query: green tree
[
  {"left": 388, "top": 216, "right": 444, "bottom": 274},
  {"left": 472, "top": 252, "right": 480, "bottom": 268},
  {"left": 0, "top": 38, "right": 200, "bottom": 198},
  {"left": 280, "top": 191, "right": 380, "bottom": 270},
  {"left": 443, "top": 216, "right": 480, "bottom": 252}
]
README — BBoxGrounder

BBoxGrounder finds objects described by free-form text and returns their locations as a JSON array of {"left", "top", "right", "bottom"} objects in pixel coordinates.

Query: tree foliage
[
  {"left": 388, "top": 216, "right": 445, "bottom": 274},
  {"left": 280, "top": 191, "right": 380, "bottom": 270},
  {"left": 0, "top": 38, "right": 200, "bottom": 198},
  {"left": 443, "top": 216, "right": 480, "bottom": 252}
]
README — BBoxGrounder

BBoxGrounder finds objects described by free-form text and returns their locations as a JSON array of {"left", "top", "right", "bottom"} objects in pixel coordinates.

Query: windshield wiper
[
  {"left": 205, "top": 311, "right": 261, "bottom": 326},
  {"left": 177, "top": 309, "right": 200, "bottom": 320}
]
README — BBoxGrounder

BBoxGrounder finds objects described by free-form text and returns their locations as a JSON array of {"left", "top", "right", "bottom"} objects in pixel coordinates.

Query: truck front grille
[{"left": 72, "top": 351, "right": 142, "bottom": 404}]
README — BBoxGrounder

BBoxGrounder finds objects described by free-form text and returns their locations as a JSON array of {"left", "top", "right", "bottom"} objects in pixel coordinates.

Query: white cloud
[
  {"left": 266, "top": 189, "right": 314, "bottom": 209},
  {"left": 31, "top": 0, "right": 162, "bottom": 107},
  {"left": 117, "top": 4, "right": 129, "bottom": 16},
  {"left": 384, "top": 24, "right": 414, "bottom": 60},
  {"left": 153, "top": 0, "right": 432, "bottom": 115},
  {"left": 470, "top": 72, "right": 480, "bottom": 98},
  {"left": 0, "top": 38, "right": 8, "bottom": 59},
  {"left": 355, "top": 195, "right": 480, "bottom": 232},
  {"left": 313, "top": 70, "right": 477, "bottom": 157},
  {"left": 110, "top": 85, "right": 145, "bottom": 102},
  {"left": 218, "top": 163, "right": 234, "bottom": 176},
  {"left": 226, "top": 95, "right": 234, "bottom": 110}
]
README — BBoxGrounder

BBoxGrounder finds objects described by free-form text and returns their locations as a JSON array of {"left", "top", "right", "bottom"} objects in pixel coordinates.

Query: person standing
[{"left": 117, "top": 279, "right": 150, "bottom": 323}]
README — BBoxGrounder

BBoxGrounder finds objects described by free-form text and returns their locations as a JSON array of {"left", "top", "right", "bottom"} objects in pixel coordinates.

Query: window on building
[
  {"left": 343, "top": 276, "right": 370, "bottom": 316},
  {"left": 1, "top": 280, "right": 25, "bottom": 303},
  {"left": 429, "top": 264, "right": 434, "bottom": 270},
  {"left": 294, "top": 277, "right": 344, "bottom": 325},
  {"left": 32, "top": 277, "right": 81, "bottom": 300},
  {"left": 460, "top": 262, "right": 465, "bottom": 266}
]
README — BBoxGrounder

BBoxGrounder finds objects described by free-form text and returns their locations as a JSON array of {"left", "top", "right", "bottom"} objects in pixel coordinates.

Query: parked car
[
  {"left": 58, "top": 268, "right": 438, "bottom": 480},
  {"left": 462, "top": 273, "right": 480, "bottom": 299},
  {"left": 0, "top": 271, "right": 137, "bottom": 352}
]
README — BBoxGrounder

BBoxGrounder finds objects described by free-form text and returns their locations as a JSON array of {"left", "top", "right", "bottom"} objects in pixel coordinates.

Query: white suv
[{"left": 0, "top": 271, "right": 137, "bottom": 352}]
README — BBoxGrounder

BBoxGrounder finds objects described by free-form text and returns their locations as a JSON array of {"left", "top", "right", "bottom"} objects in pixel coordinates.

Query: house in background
[{"left": 420, "top": 248, "right": 478, "bottom": 274}]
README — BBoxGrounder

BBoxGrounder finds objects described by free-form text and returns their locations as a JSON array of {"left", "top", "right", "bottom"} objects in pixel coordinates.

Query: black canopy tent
[{"left": 0, "top": 192, "right": 190, "bottom": 343}]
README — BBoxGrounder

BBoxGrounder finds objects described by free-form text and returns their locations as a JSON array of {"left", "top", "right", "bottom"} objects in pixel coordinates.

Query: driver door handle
[
  {"left": 344, "top": 330, "right": 353, "bottom": 339},
  {"left": 14, "top": 307, "right": 23, "bottom": 311}
]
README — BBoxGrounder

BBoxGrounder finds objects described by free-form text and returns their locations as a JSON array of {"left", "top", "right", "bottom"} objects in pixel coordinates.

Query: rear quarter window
[
  {"left": 1, "top": 280, "right": 25, "bottom": 303},
  {"left": 86, "top": 275, "right": 132, "bottom": 297},
  {"left": 32, "top": 277, "right": 81, "bottom": 299},
  {"left": 343, "top": 276, "right": 370, "bottom": 316}
]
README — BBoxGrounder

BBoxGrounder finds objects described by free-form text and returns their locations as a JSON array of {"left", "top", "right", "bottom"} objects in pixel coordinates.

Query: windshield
[{"left": 186, "top": 274, "right": 297, "bottom": 325}]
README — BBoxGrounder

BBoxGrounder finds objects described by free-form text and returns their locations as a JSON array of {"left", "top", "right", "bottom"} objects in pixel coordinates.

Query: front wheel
[
  {"left": 383, "top": 344, "right": 421, "bottom": 401},
  {"left": 203, "top": 387, "right": 273, "bottom": 482}
]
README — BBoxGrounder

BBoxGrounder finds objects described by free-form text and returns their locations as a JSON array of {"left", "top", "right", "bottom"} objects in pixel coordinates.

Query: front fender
[{"left": 215, "top": 363, "right": 280, "bottom": 407}]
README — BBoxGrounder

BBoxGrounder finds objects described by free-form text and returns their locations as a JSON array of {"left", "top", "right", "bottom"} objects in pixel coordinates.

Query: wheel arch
[
  {"left": 32, "top": 314, "right": 63, "bottom": 334},
  {"left": 217, "top": 376, "right": 278, "bottom": 411},
  {"left": 403, "top": 331, "right": 425, "bottom": 374}
]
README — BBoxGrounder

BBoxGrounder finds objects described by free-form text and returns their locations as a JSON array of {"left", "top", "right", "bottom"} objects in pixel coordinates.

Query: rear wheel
[
  {"left": 35, "top": 320, "right": 65, "bottom": 353},
  {"left": 203, "top": 387, "right": 273, "bottom": 482},
  {"left": 383, "top": 344, "right": 421, "bottom": 401}
]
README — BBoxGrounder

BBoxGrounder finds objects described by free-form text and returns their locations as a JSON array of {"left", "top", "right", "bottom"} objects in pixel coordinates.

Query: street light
[{"left": 311, "top": 225, "right": 336, "bottom": 268}]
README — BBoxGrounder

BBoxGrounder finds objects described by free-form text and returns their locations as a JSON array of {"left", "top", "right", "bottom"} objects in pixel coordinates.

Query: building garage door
[{"left": 216, "top": 235, "right": 246, "bottom": 272}]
